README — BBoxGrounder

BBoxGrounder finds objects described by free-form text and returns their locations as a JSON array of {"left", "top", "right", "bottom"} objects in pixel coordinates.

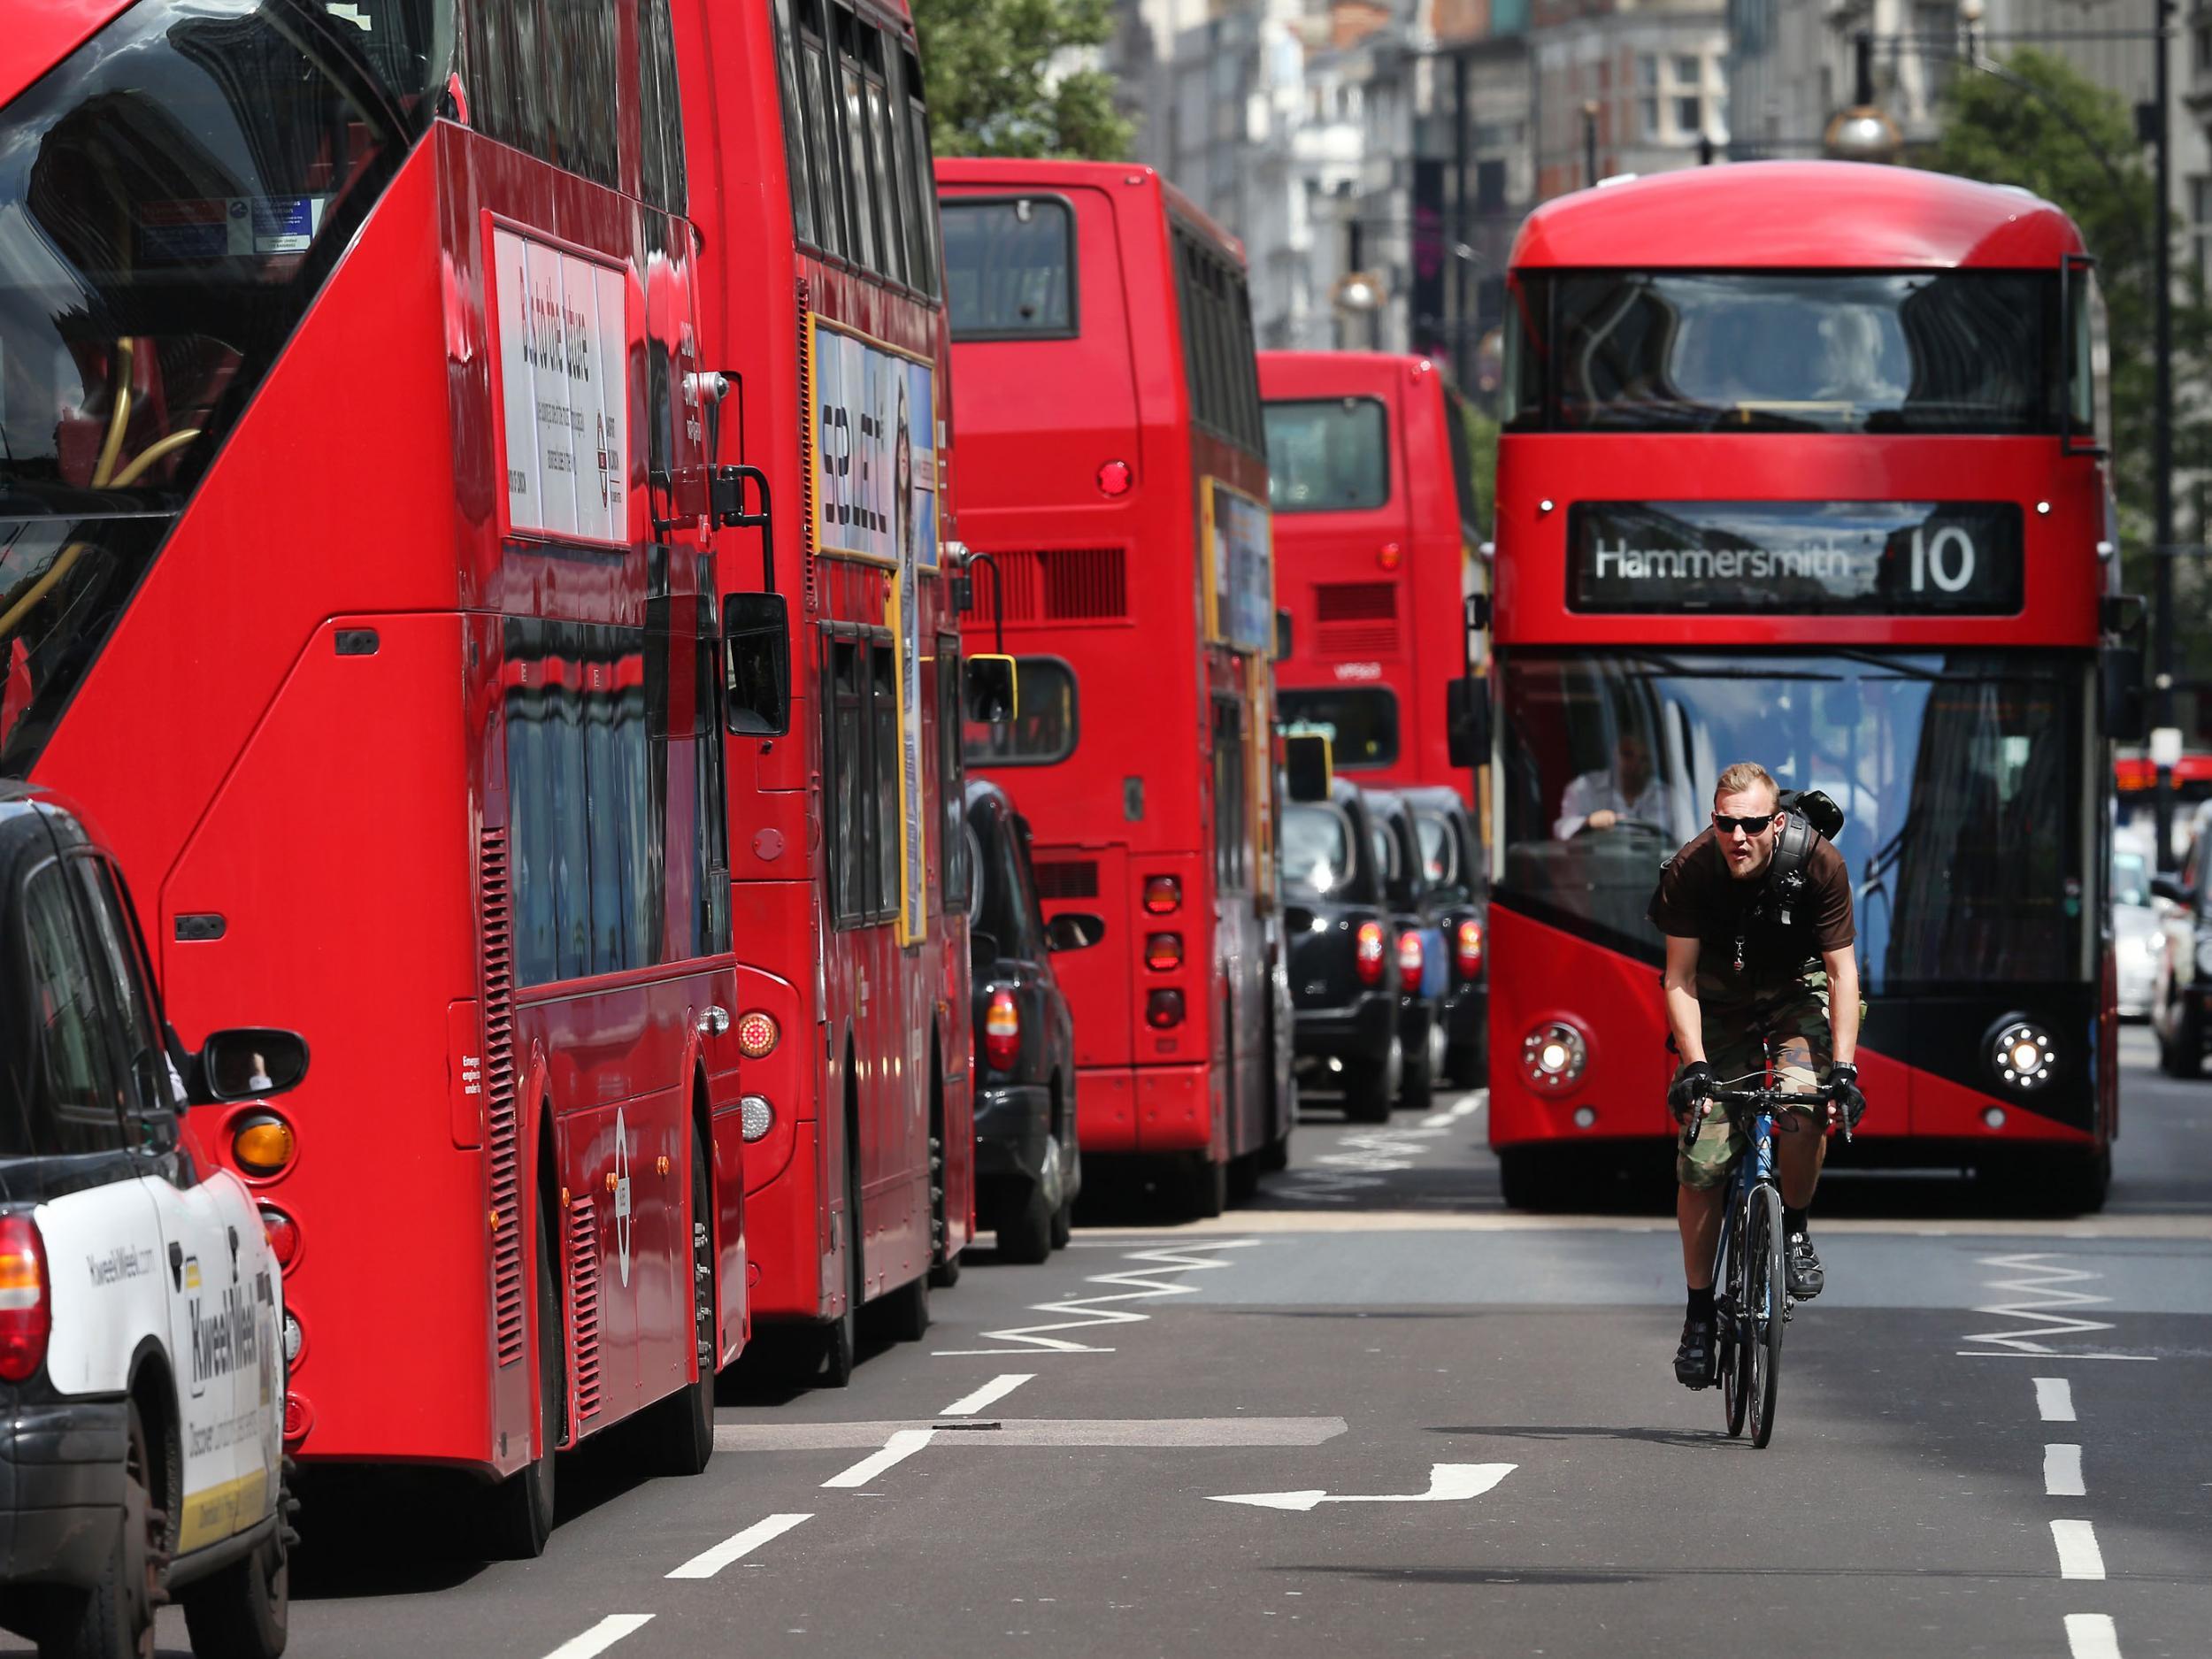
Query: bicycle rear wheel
[
  {"left": 1719, "top": 1208, "right": 1748, "bottom": 1438},
  {"left": 1746, "top": 1182, "right": 1786, "bottom": 1448}
]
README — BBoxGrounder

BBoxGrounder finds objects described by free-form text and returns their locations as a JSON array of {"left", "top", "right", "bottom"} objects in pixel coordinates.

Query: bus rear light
[
  {"left": 1146, "top": 988, "right": 1186, "bottom": 1029},
  {"left": 0, "top": 1215, "right": 49, "bottom": 1383},
  {"left": 735, "top": 1011, "right": 780, "bottom": 1059},
  {"left": 259, "top": 1205, "right": 300, "bottom": 1270},
  {"left": 1097, "top": 459, "right": 1133, "bottom": 496},
  {"left": 1354, "top": 920, "right": 1386, "bottom": 986},
  {"left": 1146, "top": 932, "right": 1183, "bottom": 971},
  {"left": 1143, "top": 876, "right": 1181, "bottom": 914},
  {"left": 740, "top": 1095, "right": 775, "bottom": 1142},
  {"left": 1378, "top": 541, "right": 1403, "bottom": 571},
  {"left": 1455, "top": 919, "right": 1486, "bottom": 981},
  {"left": 232, "top": 1113, "right": 296, "bottom": 1178},
  {"left": 985, "top": 989, "right": 1021, "bottom": 1070},
  {"left": 282, "top": 1311, "right": 304, "bottom": 1365},
  {"left": 283, "top": 1394, "right": 313, "bottom": 1443},
  {"left": 1398, "top": 930, "right": 1425, "bottom": 979}
]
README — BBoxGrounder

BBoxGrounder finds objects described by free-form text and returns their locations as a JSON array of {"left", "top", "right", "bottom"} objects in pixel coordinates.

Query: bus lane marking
[
  {"left": 823, "top": 1427, "right": 934, "bottom": 1488},
  {"left": 541, "top": 1614, "right": 654, "bottom": 1659},
  {"left": 1210, "top": 1461, "right": 1515, "bottom": 1513},
  {"left": 2044, "top": 1444, "right": 2085, "bottom": 1497},
  {"left": 665, "top": 1513, "right": 812, "bottom": 1579},
  {"left": 941, "top": 1373, "right": 1033, "bottom": 1416},
  {"left": 2064, "top": 1613, "right": 2122, "bottom": 1659},
  {"left": 1957, "top": 1255, "right": 2153, "bottom": 1359},
  {"left": 2035, "top": 1377, "right": 2078, "bottom": 1421},
  {"left": 2050, "top": 1519, "right": 2107, "bottom": 1580},
  {"left": 933, "top": 1240, "right": 1258, "bottom": 1356}
]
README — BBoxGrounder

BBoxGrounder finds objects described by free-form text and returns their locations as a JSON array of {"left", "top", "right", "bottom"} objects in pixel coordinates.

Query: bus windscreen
[{"left": 1264, "top": 397, "right": 1389, "bottom": 512}]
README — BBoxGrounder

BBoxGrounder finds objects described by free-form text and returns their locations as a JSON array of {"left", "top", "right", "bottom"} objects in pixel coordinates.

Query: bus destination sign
[{"left": 1567, "top": 501, "right": 2024, "bottom": 615}]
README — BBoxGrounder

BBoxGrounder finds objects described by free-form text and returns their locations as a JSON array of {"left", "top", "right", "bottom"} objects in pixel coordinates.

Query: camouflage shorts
[{"left": 1677, "top": 970, "right": 1838, "bottom": 1192}]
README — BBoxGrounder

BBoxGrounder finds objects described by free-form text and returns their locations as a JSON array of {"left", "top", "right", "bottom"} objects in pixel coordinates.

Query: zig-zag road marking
[
  {"left": 933, "top": 1239, "right": 1259, "bottom": 1356},
  {"left": 1957, "top": 1253, "right": 2154, "bottom": 1360},
  {"left": 1272, "top": 1125, "right": 1448, "bottom": 1205}
]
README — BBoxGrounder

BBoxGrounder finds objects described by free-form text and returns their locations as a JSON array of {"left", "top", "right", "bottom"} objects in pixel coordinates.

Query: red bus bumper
[{"left": 1077, "top": 1064, "right": 1213, "bottom": 1154}]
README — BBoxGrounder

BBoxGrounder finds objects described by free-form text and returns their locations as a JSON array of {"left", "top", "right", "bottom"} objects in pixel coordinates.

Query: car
[
  {"left": 2113, "top": 836, "right": 2158, "bottom": 1021},
  {"left": 1402, "top": 786, "right": 1489, "bottom": 1086},
  {"left": 1362, "top": 789, "right": 1451, "bottom": 1110},
  {"left": 0, "top": 783, "right": 304, "bottom": 1659},
  {"left": 1282, "top": 779, "right": 1403, "bottom": 1122},
  {"left": 964, "top": 780, "right": 1089, "bottom": 1263}
]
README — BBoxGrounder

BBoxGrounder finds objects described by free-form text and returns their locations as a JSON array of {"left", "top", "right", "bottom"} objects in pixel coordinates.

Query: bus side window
[
  {"left": 871, "top": 641, "right": 900, "bottom": 921},
  {"left": 825, "top": 637, "right": 866, "bottom": 926},
  {"left": 937, "top": 634, "right": 967, "bottom": 910}
]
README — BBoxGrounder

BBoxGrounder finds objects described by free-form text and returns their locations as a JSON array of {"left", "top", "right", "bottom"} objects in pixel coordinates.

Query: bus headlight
[
  {"left": 1521, "top": 1022, "right": 1587, "bottom": 1091},
  {"left": 1988, "top": 1018, "right": 2055, "bottom": 1091}
]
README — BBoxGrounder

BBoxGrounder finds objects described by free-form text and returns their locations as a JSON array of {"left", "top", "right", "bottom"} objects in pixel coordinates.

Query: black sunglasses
[{"left": 1712, "top": 811, "right": 1781, "bottom": 836}]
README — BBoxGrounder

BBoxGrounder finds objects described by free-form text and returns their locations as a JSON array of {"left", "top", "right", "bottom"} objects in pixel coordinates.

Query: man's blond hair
[{"left": 1713, "top": 761, "right": 1778, "bottom": 808}]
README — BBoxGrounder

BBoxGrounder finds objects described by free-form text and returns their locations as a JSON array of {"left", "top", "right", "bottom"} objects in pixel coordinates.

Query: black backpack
[{"left": 1761, "top": 788, "right": 1844, "bottom": 927}]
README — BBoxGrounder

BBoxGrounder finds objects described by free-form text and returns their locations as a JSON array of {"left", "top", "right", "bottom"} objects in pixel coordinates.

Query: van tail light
[
  {"left": 1143, "top": 875, "right": 1181, "bottom": 914},
  {"left": 1146, "top": 932, "right": 1183, "bottom": 971},
  {"left": 1455, "top": 919, "right": 1485, "bottom": 981},
  {"left": 984, "top": 988, "right": 1021, "bottom": 1071},
  {"left": 1398, "top": 929, "right": 1425, "bottom": 980},
  {"left": 0, "top": 1214, "right": 50, "bottom": 1383},
  {"left": 1354, "top": 920, "right": 1386, "bottom": 987},
  {"left": 1146, "top": 988, "right": 1186, "bottom": 1028}
]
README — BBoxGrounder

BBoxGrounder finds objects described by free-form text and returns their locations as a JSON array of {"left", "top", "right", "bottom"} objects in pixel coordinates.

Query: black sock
[
  {"left": 1784, "top": 1207, "right": 1809, "bottom": 1238},
  {"left": 1686, "top": 1284, "right": 1716, "bottom": 1320}
]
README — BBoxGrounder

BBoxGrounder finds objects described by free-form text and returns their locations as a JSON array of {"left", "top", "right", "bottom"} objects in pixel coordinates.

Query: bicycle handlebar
[{"left": 1676, "top": 1085, "right": 1855, "bottom": 1150}]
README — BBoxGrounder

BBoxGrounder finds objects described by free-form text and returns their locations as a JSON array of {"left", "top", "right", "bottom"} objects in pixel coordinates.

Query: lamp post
[
  {"left": 1824, "top": 32, "right": 1903, "bottom": 161},
  {"left": 2153, "top": 0, "right": 2180, "bottom": 868}
]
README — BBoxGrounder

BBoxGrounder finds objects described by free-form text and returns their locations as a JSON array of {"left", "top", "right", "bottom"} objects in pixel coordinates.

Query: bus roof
[
  {"left": 935, "top": 157, "right": 1247, "bottom": 266},
  {"left": 1510, "top": 161, "right": 2087, "bottom": 271},
  {"left": 1259, "top": 350, "right": 1447, "bottom": 401}
]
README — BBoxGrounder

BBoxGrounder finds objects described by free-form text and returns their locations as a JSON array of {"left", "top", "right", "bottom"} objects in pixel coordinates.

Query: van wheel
[
  {"left": 178, "top": 1462, "right": 288, "bottom": 1659},
  {"left": 45, "top": 1400, "right": 162, "bottom": 1659},
  {"left": 647, "top": 1129, "right": 715, "bottom": 1476},
  {"left": 482, "top": 1230, "right": 560, "bottom": 1557},
  {"left": 1343, "top": 1051, "right": 1394, "bottom": 1124}
]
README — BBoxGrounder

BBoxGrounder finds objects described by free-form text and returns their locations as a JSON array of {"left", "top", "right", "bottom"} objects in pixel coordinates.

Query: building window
[
  {"left": 1676, "top": 95, "right": 1701, "bottom": 135},
  {"left": 1674, "top": 53, "right": 1701, "bottom": 86},
  {"left": 2195, "top": 22, "right": 2212, "bottom": 71},
  {"left": 1640, "top": 96, "right": 1660, "bottom": 140},
  {"left": 1637, "top": 53, "right": 1657, "bottom": 88}
]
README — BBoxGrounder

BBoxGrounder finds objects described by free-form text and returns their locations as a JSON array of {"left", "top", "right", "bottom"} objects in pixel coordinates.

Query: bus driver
[{"left": 1648, "top": 761, "right": 1867, "bottom": 1389}]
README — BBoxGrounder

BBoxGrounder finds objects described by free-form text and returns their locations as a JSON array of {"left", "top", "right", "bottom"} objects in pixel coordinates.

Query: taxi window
[
  {"left": 71, "top": 856, "right": 167, "bottom": 1115},
  {"left": 19, "top": 861, "right": 129, "bottom": 1155}
]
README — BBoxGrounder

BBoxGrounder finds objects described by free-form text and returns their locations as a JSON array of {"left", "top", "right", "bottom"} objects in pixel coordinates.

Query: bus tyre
[
  {"left": 883, "top": 1270, "right": 931, "bottom": 1342},
  {"left": 485, "top": 1232, "right": 561, "bottom": 1558},
  {"left": 996, "top": 1183, "right": 1053, "bottom": 1264},
  {"left": 1498, "top": 1147, "right": 1563, "bottom": 1212},
  {"left": 648, "top": 1131, "right": 716, "bottom": 1478},
  {"left": 1257, "top": 1127, "right": 1292, "bottom": 1173},
  {"left": 178, "top": 1464, "right": 288, "bottom": 1659},
  {"left": 1184, "top": 1153, "right": 1228, "bottom": 1220},
  {"left": 2025, "top": 1146, "right": 2111, "bottom": 1217},
  {"left": 47, "top": 1399, "right": 162, "bottom": 1659}
]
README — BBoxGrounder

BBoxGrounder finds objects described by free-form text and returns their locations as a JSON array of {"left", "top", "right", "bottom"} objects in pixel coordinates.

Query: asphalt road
[{"left": 42, "top": 1026, "right": 2210, "bottom": 1658}]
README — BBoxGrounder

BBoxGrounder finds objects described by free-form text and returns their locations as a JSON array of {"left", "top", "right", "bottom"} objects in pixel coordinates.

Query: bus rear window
[
  {"left": 1279, "top": 687, "right": 1399, "bottom": 769},
  {"left": 943, "top": 198, "right": 1075, "bottom": 339},
  {"left": 1264, "top": 398, "right": 1389, "bottom": 512},
  {"left": 964, "top": 656, "right": 1077, "bottom": 765},
  {"left": 1513, "top": 270, "right": 2061, "bottom": 435}
]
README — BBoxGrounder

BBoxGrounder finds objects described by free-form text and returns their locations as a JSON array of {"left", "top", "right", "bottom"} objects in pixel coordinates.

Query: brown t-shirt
[{"left": 1647, "top": 826, "right": 1855, "bottom": 984}]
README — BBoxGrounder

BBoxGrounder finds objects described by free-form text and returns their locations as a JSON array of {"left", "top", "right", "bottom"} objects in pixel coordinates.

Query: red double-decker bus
[
  {"left": 937, "top": 159, "right": 1293, "bottom": 1216},
  {"left": 1259, "top": 350, "right": 1487, "bottom": 808},
  {"left": 701, "top": 0, "right": 975, "bottom": 1382},
  {"left": 1481, "top": 163, "right": 2133, "bottom": 1212}
]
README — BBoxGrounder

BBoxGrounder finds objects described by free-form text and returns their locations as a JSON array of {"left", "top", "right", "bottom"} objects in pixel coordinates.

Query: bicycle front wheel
[
  {"left": 1746, "top": 1183, "right": 1786, "bottom": 1448},
  {"left": 1719, "top": 1209, "right": 1747, "bottom": 1438}
]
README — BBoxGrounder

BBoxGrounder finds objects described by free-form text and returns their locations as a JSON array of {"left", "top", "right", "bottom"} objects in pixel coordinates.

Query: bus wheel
[
  {"left": 482, "top": 1231, "right": 561, "bottom": 1557},
  {"left": 927, "top": 1127, "right": 962, "bottom": 1288},
  {"left": 1182, "top": 1153, "right": 1227, "bottom": 1220},
  {"left": 648, "top": 1129, "right": 716, "bottom": 1476},
  {"left": 882, "top": 1267, "right": 931, "bottom": 1342},
  {"left": 818, "top": 1221, "right": 859, "bottom": 1389}
]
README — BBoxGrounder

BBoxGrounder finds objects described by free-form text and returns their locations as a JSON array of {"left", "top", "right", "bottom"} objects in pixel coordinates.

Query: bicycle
[{"left": 1680, "top": 1069, "right": 1844, "bottom": 1448}]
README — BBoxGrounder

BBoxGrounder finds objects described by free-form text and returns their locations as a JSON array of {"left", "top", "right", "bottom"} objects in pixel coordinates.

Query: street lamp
[
  {"left": 1824, "top": 32, "right": 1902, "bottom": 162},
  {"left": 1331, "top": 270, "right": 1386, "bottom": 351}
]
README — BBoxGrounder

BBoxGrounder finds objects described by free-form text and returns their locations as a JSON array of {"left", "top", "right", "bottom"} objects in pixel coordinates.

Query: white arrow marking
[{"left": 1209, "top": 1461, "right": 1514, "bottom": 1513}]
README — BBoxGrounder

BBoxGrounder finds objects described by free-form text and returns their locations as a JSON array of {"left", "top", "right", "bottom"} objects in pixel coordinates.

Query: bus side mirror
[
  {"left": 1046, "top": 912, "right": 1107, "bottom": 952},
  {"left": 725, "top": 591, "right": 792, "bottom": 737},
  {"left": 196, "top": 1028, "right": 310, "bottom": 1105},
  {"left": 1284, "top": 731, "right": 1333, "bottom": 803},
  {"left": 966, "top": 653, "right": 1018, "bottom": 725},
  {"left": 2101, "top": 642, "right": 2147, "bottom": 741},
  {"left": 1446, "top": 675, "right": 1492, "bottom": 768}
]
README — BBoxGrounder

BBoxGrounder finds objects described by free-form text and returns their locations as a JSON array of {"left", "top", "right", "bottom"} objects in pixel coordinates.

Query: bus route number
[{"left": 1908, "top": 526, "right": 1976, "bottom": 595}]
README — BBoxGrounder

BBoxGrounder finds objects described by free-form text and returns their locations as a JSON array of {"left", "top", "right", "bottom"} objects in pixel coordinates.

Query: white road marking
[
  {"left": 2044, "top": 1444, "right": 2085, "bottom": 1497},
  {"left": 2050, "top": 1519, "right": 2107, "bottom": 1580},
  {"left": 541, "top": 1615, "right": 654, "bottom": 1659},
  {"left": 718, "top": 1417, "right": 1345, "bottom": 1451},
  {"left": 933, "top": 1240, "right": 1257, "bottom": 1356},
  {"left": 1210, "top": 1461, "right": 1515, "bottom": 1513},
  {"left": 1450, "top": 1091, "right": 1486, "bottom": 1119},
  {"left": 2035, "top": 1377, "right": 2078, "bottom": 1421},
  {"left": 2065, "top": 1613, "right": 2123, "bottom": 1659},
  {"left": 1418, "top": 1110, "right": 1457, "bottom": 1128},
  {"left": 1958, "top": 1254, "right": 2153, "bottom": 1359},
  {"left": 823, "top": 1427, "right": 934, "bottom": 1488},
  {"left": 665, "top": 1513, "right": 811, "bottom": 1579},
  {"left": 941, "top": 1373, "right": 1034, "bottom": 1416}
]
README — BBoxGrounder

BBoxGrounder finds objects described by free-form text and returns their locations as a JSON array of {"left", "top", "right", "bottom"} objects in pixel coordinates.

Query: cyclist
[{"left": 1648, "top": 761, "right": 1867, "bottom": 1388}]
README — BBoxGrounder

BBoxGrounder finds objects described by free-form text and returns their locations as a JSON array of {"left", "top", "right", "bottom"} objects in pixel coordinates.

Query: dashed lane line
[
  {"left": 541, "top": 1615, "right": 654, "bottom": 1659},
  {"left": 2035, "top": 1377, "right": 2078, "bottom": 1421},
  {"left": 822, "top": 1427, "right": 934, "bottom": 1488},
  {"left": 2065, "top": 1614, "right": 2123, "bottom": 1659},
  {"left": 2050, "top": 1519, "right": 2107, "bottom": 1581},
  {"left": 665, "top": 1513, "right": 811, "bottom": 1579},
  {"left": 2044, "top": 1444, "right": 2085, "bottom": 1498},
  {"left": 941, "top": 1373, "right": 1033, "bottom": 1416}
]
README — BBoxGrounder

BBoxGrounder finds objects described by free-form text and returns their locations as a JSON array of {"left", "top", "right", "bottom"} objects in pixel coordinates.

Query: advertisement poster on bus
[
  {"left": 1202, "top": 478, "right": 1273, "bottom": 653},
  {"left": 489, "top": 224, "right": 633, "bottom": 548},
  {"left": 810, "top": 317, "right": 939, "bottom": 942}
]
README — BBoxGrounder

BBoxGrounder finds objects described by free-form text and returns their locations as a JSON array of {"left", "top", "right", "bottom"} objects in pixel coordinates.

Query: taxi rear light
[
  {"left": 1146, "top": 988, "right": 1185, "bottom": 1029},
  {"left": 1354, "top": 920, "right": 1386, "bottom": 987},
  {"left": 232, "top": 1113, "right": 296, "bottom": 1178},
  {"left": 259, "top": 1205, "right": 300, "bottom": 1270},
  {"left": 1455, "top": 919, "right": 1485, "bottom": 981},
  {"left": 1145, "top": 932, "right": 1183, "bottom": 971},
  {"left": 1398, "top": 929, "right": 1425, "bottom": 979},
  {"left": 984, "top": 988, "right": 1021, "bottom": 1070},
  {"left": 1143, "top": 875, "right": 1181, "bottom": 914},
  {"left": 0, "top": 1214, "right": 48, "bottom": 1383},
  {"left": 735, "top": 1011, "right": 780, "bottom": 1059}
]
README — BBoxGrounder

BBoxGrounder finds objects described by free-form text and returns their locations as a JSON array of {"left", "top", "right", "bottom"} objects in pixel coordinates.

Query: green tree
[{"left": 912, "top": 0, "right": 1133, "bottom": 159}]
